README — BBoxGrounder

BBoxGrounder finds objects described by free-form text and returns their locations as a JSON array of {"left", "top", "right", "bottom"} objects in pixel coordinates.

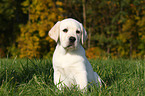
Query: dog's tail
[{"left": 94, "top": 72, "right": 104, "bottom": 87}]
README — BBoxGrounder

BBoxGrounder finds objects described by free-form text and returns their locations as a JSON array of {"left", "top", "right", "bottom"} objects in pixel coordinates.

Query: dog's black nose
[{"left": 69, "top": 36, "right": 76, "bottom": 43}]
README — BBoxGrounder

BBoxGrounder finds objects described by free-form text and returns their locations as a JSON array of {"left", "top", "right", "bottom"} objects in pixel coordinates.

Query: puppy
[{"left": 49, "top": 18, "right": 102, "bottom": 91}]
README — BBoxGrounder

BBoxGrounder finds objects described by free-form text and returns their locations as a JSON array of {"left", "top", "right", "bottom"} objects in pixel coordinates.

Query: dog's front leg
[
  {"left": 54, "top": 70, "right": 63, "bottom": 90},
  {"left": 75, "top": 71, "right": 88, "bottom": 91}
]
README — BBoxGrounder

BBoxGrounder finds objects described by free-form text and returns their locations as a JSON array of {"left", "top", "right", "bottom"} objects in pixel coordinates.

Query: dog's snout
[{"left": 69, "top": 36, "right": 76, "bottom": 43}]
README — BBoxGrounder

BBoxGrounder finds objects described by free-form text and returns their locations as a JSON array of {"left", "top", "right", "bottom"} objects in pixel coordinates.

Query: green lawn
[{"left": 0, "top": 58, "right": 144, "bottom": 96}]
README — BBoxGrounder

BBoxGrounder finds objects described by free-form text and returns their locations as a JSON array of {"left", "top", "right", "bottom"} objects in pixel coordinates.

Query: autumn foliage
[
  {"left": 0, "top": 0, "right": 145, "bottom": 59},
  {"left": 18, "top": 0, "right": 63, "bottom": 58}
]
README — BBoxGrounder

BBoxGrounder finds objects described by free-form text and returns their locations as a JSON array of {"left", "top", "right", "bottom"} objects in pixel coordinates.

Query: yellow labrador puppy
[{"left": 49, "top": 18, "right": 101, "bottom": 90}]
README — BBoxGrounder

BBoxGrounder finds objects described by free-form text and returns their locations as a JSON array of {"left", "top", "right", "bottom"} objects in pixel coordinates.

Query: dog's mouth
[
  {"left": 66, "top": 43, "right": 75, "bottom": 49},
  {"left": 67, "top": 45, "right": 73, "bottom": 47}
]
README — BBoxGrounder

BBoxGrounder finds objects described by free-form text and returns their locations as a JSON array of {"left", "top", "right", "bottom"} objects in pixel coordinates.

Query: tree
[
  {"left": 87, "top": 0, "right": 120, "bottom": 55},
  {"left": 0, "top": 0, "right": 26, "bottom": 57},
  {"left": 18, "top": 0, "right": 64, "bottom": 58},
  {"left": 117, "top": 0, "right": 145, "bottom": 58},
  {"left": 137, "top": 1, "right": 145, "bottom": 58}
]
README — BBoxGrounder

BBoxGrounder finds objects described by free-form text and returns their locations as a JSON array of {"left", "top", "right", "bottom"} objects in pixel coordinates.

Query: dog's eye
[
  {"left": 63, "top": 29, "right": 68, "bottom": 33},
  {"left": 76, "top": 30, "right": 80, "bottom": 34}
]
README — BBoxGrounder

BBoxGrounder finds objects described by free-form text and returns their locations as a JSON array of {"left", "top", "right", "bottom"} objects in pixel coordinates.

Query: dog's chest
[
  {"left": 54, "top": 52, "right": 83, "bottom": 68},
  {"left": 53, "top": 45, "right": 87, "bottom": 75}
]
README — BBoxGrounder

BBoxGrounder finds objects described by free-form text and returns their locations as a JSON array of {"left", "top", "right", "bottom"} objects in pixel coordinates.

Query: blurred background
[{"left": 0, "top": 0, "right": 145, "bottom": 59}]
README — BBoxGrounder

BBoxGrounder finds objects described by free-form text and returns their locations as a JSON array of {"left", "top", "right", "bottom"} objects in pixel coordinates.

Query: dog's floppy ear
[
  {"left": 79, "top": 23, "right": 87, "bottom": 44},
  {"left": 48, "top": 21, "right": 60, "bottom": 42}
]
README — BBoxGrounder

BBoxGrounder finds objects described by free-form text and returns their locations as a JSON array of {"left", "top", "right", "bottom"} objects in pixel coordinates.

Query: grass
[{"left": 0, "top": 58, "right": 144, "bottom": 96}]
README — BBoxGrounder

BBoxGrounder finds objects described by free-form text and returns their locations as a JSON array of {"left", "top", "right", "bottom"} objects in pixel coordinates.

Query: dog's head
[{"left": 49, "top": 18, "right": 87, "bottom": 50}]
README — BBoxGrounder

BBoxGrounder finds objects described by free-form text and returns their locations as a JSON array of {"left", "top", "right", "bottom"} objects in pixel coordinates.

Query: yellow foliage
[
  {"left": 122, "top": 19, "right": 134, "bottom": 32},
  {"left": 56, "top": 1, "right": 63, "bottom": 6},
  {"left": 141, "top": 35, "right": 145, "bottom": 40},
  {"left": 135, "top": 16, "right": 140, "bottom": 20},
  {"left": 117, "top": 32, "right": 131, "bottom": 43},
  {"left": 39, "top": 30, "right": 45, "bottom": 37},
  {"left": 18, "top": 0, "right": 64, "bottom": 58}
]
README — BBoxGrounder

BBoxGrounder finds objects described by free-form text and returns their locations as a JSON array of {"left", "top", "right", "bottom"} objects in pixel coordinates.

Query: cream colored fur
[{"left": 49, "top": 18, "right": 102, "bottom": 91}]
